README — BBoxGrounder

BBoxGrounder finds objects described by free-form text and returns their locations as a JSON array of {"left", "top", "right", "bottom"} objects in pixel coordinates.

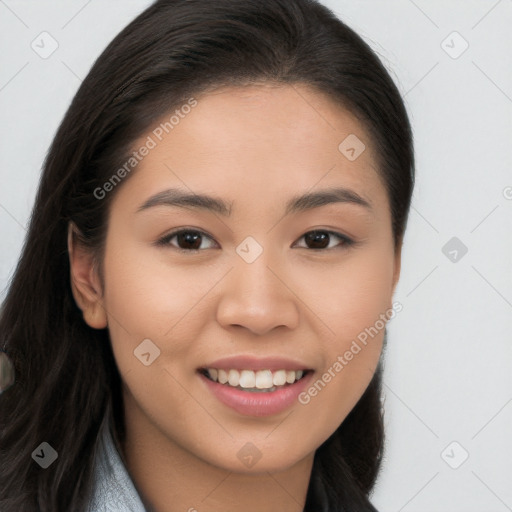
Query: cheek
[
  {"left": 295, "top": 247, "right": 394, "bottom": 343},
  {"left": 103, "top": 238, "right": 212, "bottom": 330},
  {"left": 292, "top": 249, "right": 391, "bottom": 429},
  {"left": 101, "top": 238, "right": 210, "bottom": 375}
]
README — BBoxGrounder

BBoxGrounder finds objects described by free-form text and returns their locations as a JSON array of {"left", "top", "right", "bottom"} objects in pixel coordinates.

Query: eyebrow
[{"left": 136, "top": 186, "right": 373, "bottom": 216}]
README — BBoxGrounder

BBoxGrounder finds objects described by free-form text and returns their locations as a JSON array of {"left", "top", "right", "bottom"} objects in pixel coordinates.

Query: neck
[{"left": 120, "top": 389, "right": 314, "bottom": 512}]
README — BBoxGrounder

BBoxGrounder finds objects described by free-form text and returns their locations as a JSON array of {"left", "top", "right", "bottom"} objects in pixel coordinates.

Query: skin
[{"left": 69, "top": 82, "right": 401, "bottom": 512}]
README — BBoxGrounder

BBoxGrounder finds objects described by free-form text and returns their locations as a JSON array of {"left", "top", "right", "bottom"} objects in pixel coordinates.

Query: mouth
[
  {"left": 196, "top": 355, "right": 315, "bottom": 416},
  {"left": 198, "top": 367, "right": 313, "bottom": 393}
]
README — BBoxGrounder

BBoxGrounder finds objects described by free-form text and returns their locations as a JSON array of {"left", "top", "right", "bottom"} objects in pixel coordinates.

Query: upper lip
[{"left": 200, "top": 355, "right": 313, "bottom": 372}]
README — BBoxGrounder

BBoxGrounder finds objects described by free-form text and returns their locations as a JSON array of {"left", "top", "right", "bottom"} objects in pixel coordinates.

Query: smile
[
  {"left": 198, "top": 367, "right": 314, "bottom": 417},
  {"left": 200, "top": 368, "right": 309, "bottom": 392}
]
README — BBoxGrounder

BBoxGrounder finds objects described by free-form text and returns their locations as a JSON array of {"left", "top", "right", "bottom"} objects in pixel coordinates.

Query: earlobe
[{"left": 67, "top": 222, "right": 108, "bottom": 329}]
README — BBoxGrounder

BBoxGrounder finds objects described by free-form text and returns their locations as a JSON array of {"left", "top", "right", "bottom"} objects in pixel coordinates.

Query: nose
[{"left": 216, "top": 250, "right": 300, "bottom": 336}]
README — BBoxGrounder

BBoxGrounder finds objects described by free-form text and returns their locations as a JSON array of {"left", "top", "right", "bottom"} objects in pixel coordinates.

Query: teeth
[
  {"left": 238, "top": 370, "right": 255, "bottom": 388},
  {"left": 204, "top": 368, "right": 307, "bottom": 390},
  {"left": 218, "top": 369, "right": 228, "bottom": 384},
  {"left": 228, "top": 369, "right": 240, "bottom": 387},
  {"left": 272, "top": 369, "right": 287, "bottom": 386},
  {"left": 255, "top": 370, "right": 273, "bottom": 389}
]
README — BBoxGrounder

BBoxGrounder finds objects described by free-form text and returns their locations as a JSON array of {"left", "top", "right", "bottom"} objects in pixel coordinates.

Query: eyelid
[
  {"left": 155, "top": 227, "right": 355, "bottom": 252},
  {"left": 292, "top": 229, "right": 354, "bottom": 250},
  {"left": 155, "top": 227, "right": 217, "bottom": 251}
]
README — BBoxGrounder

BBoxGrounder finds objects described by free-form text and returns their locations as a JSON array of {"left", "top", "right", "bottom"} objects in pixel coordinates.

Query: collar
[{"left": 88, "top": 421, "right": 147, "bottom": 512}]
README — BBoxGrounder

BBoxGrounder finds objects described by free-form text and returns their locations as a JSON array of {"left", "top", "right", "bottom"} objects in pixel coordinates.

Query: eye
[
  {"left": 293, "top": 230, "right": 354, "bottom": 250},
  {"left": 156, "top": 229, "right": 217, "bottom": 252},
  {"left": 156, "top": 228, "right": 354, "bottom": 252}
]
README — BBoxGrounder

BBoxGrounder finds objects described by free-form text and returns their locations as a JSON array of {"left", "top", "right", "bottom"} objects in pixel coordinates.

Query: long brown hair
[{"left": 0, "top": 1, "right": 414, "bottom": 510}]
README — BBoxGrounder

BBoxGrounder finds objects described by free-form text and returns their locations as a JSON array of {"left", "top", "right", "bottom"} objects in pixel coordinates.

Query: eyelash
[{"left": 155, "top": 228, "right": 355, "bottom": 253}]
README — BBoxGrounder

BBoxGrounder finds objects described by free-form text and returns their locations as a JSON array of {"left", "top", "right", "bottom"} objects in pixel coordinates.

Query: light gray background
[{"left": 1, "top": 1, "right": 511, "bottom": 511}]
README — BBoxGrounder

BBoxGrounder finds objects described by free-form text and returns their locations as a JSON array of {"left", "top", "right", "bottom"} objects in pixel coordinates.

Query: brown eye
[
  {"left": 157, "top": 229, "right": 216, "bottom": 251},
  {"left": 295, "top": 230, "right": 353, "bottom": 250},
  {"left": 156, "top": 228, "right": 354, "bottom": 253}
]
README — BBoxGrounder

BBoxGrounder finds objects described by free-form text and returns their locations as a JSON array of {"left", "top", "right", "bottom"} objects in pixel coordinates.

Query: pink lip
[
  {"left": 198, "top": 370, "right": 314, "bottom": 417},
  {"left": 201, "top": 355, "right": 312, "bottom": 372}
]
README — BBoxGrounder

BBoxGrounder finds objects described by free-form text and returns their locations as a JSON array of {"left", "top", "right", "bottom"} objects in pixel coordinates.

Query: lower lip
[{"left": 198, "top": 370, "right": 314, "bottom": 417}]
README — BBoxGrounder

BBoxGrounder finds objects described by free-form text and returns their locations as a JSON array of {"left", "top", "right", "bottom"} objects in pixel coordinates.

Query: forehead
[
  {"left": 174, "top": 82, "right": 372, "bottom": 159},
  {"left": 114, "top": 83, "right": 388, "bottom": 216}
]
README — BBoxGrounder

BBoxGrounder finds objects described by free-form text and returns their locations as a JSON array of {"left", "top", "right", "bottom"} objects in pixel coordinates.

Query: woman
[{"left": 0, "top": 0, "right": 414, "bottom": 510}]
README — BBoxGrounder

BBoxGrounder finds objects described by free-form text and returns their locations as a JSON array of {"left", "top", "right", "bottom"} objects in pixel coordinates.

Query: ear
[{"left": 67, "top": 222, "right": 108, "bottom": 329}]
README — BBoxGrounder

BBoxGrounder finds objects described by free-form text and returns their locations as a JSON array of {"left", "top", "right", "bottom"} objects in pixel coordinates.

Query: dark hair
[{"left": 0, "top": 0, "right": 414, "bottom": 510}]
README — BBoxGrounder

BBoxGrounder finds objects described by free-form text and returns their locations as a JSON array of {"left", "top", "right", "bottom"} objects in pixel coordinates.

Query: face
[{"left": 71, "top": 83, "right": 401, "bottom": 475}]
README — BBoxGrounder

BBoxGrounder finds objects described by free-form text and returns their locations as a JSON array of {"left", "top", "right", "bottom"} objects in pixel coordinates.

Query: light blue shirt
[{"left": 88, "top": 422, "right": 148, "bottom": 512}]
